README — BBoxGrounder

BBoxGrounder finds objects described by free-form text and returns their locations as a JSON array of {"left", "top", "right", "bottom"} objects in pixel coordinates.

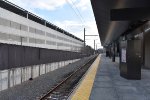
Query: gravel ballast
[{"left": 0, "top": 56, "right": 94, "bottom": 100}]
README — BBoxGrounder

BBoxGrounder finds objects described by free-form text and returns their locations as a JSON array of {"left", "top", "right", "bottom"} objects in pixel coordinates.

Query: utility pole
[
  {"left": 84, "top": 31, "right": 98, "bottom": 54},
  {"left": 94, "top": 40, "right": 95, "bottom": 50},
  {"left": 94, "top": 40, "right": 95, "bottom": 54},
  {"left": 96, "top": 44, "right": 97, "bottom": 50},
  {"left": 84, "top": 28, "right": 85, "bottom": 47},
  {"left": 94, "top": 40, "right": 96, "bottom": 54}
]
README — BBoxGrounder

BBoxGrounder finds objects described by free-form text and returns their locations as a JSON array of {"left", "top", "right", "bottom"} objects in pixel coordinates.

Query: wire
[
  {"left": 66, "top": 0, "right": 85, "bottom": 27},
  {"left": 69, "top": 0, "right": 85, "bottom": 23}
]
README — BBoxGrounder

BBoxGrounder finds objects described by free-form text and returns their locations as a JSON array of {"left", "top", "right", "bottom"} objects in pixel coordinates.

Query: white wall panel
[
  {"left": 45, "top": 64, "right": 51, "bottom": 73},
  {"left": 0, "top": 8, "right": 84, "bottom": 52},
  {"left": 1, "top": 70, "right": 8, "bottom": 90},
  {"left": 21, "top": 67, "right": 31, "bottom": 82},
  {"left": 26, "top": 67, "right": 31, "bottom": 81},
  {"left": 40, "top": 64, "right": 45, "bottom": 75},
  {"left": 53, "top": 63, "right": 57, "bottom": 70},
  {"left": 0, "top": 58, "right": 81, "bottom": 91},
  {"left": 0, "top": 72, "right": 1, "bottom": 91},
  {"left": 9, "top": 70, "right": 14, "bottom": 87},
  {"left": 51, "top": 63, "right": 54, "bottom": 71},
  {"left": 32, "top": 65, "right": 39, "bottom": 78},
  {"left": 14, "top": 68, "right": 21, "bottom": 85},
  {"left": 48, "top": 64, "right": 51, "bottom": 72}
]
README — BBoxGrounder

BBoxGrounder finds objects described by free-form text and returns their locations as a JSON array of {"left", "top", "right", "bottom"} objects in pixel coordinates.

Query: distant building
[{"left": 0, "top": 0, "right": 84, "bottom": 52}]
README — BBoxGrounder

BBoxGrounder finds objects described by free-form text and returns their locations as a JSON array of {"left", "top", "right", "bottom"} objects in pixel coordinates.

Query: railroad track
[{"left": 38, "top": 55, "right": 97, "bottom": 100}]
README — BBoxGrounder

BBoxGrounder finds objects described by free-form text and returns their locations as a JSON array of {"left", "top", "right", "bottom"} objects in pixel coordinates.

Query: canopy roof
[{"left": 91, "top": 0, "right": 150, "bottom": 46}]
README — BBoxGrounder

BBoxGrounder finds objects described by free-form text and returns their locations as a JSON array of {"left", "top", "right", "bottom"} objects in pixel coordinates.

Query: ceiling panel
[{"left": 91, "top": 0, "right": 150, "bottom": 46}]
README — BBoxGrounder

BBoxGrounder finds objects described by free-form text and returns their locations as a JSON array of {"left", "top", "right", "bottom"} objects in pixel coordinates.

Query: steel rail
[{"left": 39, "top": 55, "right": 97, "bottom": 100}]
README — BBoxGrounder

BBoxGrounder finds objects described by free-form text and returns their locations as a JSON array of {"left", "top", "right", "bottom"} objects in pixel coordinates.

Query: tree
[{"left": 81, "top": 45, "right": 94, "bottom": 56}]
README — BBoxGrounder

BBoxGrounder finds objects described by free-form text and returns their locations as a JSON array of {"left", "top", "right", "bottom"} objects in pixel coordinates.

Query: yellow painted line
[{"left": 71, "top": 55, "right": 101, "bottom": 100}]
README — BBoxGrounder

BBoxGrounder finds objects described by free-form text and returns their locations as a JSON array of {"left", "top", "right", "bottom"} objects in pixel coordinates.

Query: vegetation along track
[{"left": 39, "top": 55, "right": 98, "bottom": 100}]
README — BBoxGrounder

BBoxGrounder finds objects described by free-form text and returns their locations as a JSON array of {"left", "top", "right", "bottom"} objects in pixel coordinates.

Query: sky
[{"left": 7, "top": 0, "right": 102, "bottom": 49}]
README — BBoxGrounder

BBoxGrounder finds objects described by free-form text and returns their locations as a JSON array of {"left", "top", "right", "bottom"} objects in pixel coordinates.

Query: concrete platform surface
[{"left": 90, "top": 55, "right": 150, "bottom": 100}]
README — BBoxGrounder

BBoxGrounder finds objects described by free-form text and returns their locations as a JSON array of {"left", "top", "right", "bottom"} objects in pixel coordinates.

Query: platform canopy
[{"left": 91, "top": 0, "right": 150, "bottom": 46}]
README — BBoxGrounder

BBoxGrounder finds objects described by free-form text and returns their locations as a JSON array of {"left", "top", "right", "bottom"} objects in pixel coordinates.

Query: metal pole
[
  {"left": 94, "top": 40, "right": 95, "bottom": 54},
  {"left": 94, "top": 40, "right": 95, "bottom": 50},
  {"left": 96, "top": 44, "right": 97, "bottom": 54},
  {"left": 96, "top": 44, "right": 97, "bottom": 50},
  {"left": 84, "top": 28, "right": 85, "bottom": 47}
]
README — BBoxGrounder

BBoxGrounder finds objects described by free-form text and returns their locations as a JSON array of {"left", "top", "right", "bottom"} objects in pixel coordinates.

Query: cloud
[
  {"left": 67, "top": 0, "right": 91, "bottom": 11},
  {"left": 75, "top": 0, "right": 91, "bottom": 11},
  {"left": 54, "top": 20, "right": 102, "bottom": 48},
  {"left": 8, "top": 0, "right": 91, "bottom": 12},
  {"left": 7, "top": 0, "right": 102, "bottom": 48},
  {"left": 8, "top": 0, "right": 67, "bottom": 11}
]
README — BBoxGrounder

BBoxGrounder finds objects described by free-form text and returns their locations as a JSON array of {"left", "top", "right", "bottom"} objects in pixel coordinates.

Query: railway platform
[{"left": 71, "top": 54, "right": 150, "bottom": 100}]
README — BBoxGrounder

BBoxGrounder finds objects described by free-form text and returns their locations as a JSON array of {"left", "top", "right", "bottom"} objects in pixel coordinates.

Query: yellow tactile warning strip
[{"left": 71, "top": 55, "right": 100, "bottom": 100}]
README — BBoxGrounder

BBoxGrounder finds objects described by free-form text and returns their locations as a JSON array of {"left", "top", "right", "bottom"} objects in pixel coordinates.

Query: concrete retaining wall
[{"left": 0, "top": 59, "right": 79, "bottom": 91}]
